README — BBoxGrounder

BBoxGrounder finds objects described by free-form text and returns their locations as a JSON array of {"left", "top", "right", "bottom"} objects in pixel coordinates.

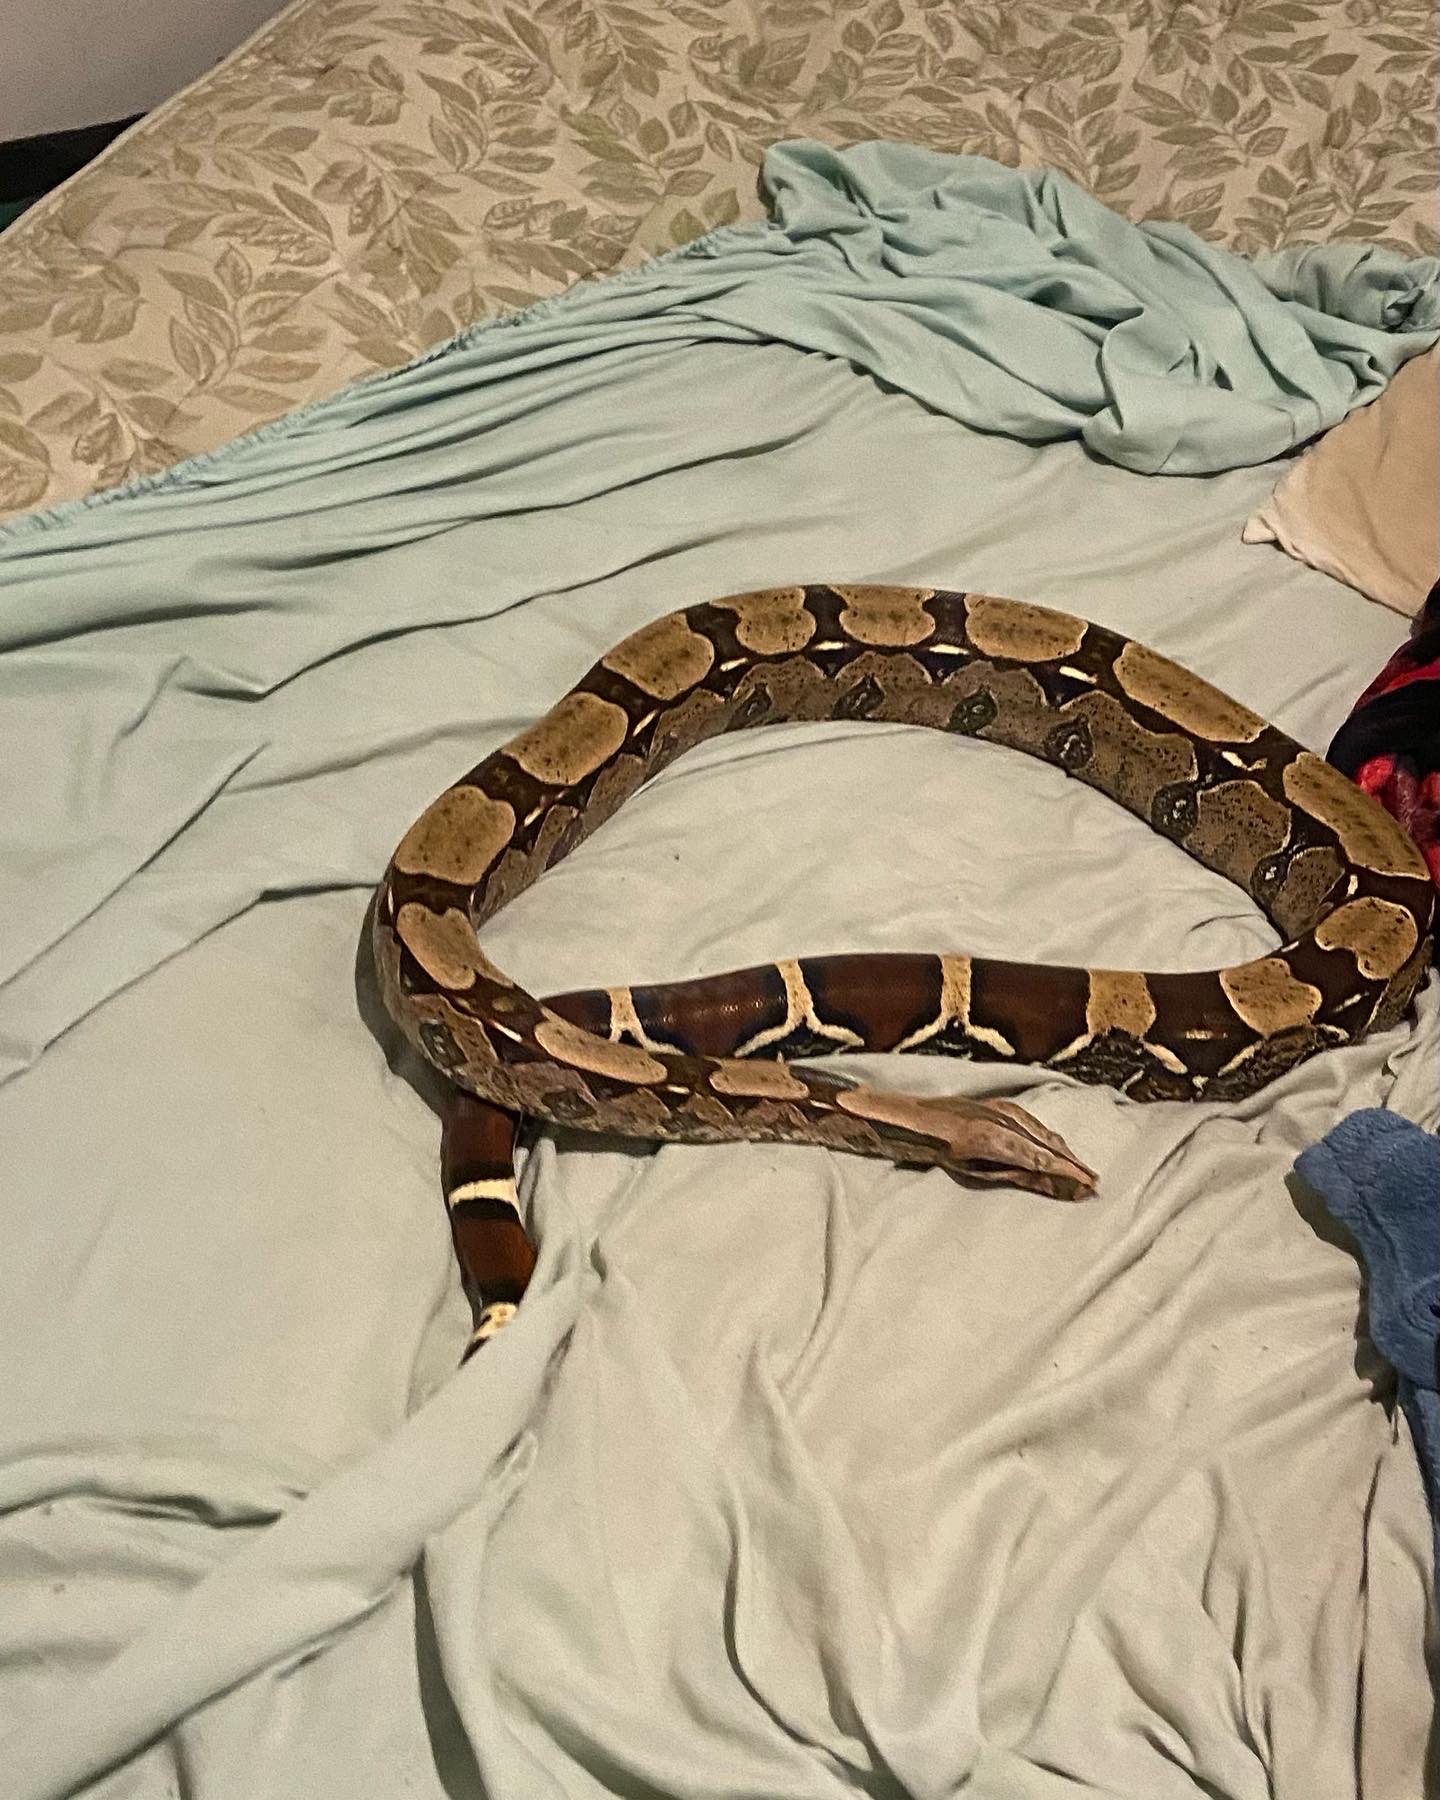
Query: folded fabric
[
  {"left": 1328, "top": 578, "right": 1440, "bottom": 890},
  {"left": 723, "top": 141, "right": 1440, "bottom": 474},
  {"left": 1294, "top": 1110, "right": 1439, "bottom": 1589}
]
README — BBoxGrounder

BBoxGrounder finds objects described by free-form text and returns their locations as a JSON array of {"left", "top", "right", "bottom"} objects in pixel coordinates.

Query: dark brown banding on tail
[{"left": 442, "top": 1092, "right": 533, "bottom": 1349}]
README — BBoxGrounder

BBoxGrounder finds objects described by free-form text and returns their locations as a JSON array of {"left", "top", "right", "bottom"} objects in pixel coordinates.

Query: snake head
[{"left": 836, "top": 1085, "right": 1098, "bottom": 1202}]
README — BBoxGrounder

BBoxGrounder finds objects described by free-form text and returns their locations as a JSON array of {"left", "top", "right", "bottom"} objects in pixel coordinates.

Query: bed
[{"left": 0, "top": 4, "right": 1436, "bottom": 1798}]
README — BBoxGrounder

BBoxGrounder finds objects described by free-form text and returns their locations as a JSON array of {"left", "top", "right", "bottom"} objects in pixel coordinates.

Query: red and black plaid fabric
[{"left": 1327, "top": 577, "right": 1440, "bottom": 901}]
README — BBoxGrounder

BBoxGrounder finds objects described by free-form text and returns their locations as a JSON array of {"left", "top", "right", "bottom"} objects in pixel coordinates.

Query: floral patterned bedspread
[{"left": 0, "top": 0, "right": 1434, "bottom": 521}]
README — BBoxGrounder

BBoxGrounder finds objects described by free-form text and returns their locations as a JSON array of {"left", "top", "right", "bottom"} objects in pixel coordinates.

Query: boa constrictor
[{"left": 373, "top": 586, "right": 1434, "bottom": 1356}]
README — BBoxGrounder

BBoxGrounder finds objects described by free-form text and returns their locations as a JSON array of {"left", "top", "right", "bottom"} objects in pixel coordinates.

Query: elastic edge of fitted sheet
[{"left": 0, "top": 220, "right": 759, "bottom": 549}]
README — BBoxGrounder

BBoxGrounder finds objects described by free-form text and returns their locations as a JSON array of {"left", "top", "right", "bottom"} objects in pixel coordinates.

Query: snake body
[{"left": 374, "top": 586, "right": 1434, "bottom": 1347}]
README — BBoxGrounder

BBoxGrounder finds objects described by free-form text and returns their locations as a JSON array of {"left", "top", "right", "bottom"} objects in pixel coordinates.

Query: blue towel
[{"left": 1294, "top": 1110, "right": 1439, "bottom": 1586}]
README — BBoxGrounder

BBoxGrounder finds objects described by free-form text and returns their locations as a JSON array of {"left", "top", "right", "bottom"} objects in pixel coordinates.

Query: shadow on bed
[
  {"left": 413, "top": 1559, "right": 488, "bottom": 1800},
  {"left": 1285, "top": 1169, "right": 1397, "bottom": 1394}
]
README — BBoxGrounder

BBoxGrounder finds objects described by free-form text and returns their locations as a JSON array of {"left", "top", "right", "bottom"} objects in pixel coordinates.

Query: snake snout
[
  {"left": 841, "top": 1084, "right": 1096, "bottom": 1201},
  {"left": 920, "top": 1094, "right": 1097, "bottom": 1202}
]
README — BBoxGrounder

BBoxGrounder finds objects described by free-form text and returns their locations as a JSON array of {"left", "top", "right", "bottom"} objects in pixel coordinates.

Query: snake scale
[{"left": 373, "top": 586, "right": 1435, "bottom": 1355}]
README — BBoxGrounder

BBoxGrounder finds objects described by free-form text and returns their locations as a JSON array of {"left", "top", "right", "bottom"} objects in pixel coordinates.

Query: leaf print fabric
[{"left": 0, "top": 0, "right": 1434, "bottom": 520}]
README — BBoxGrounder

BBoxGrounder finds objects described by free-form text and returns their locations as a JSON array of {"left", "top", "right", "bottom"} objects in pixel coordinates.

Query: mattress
[{"left": 0, "top": 0, "right": 1436, "bottom": 521}]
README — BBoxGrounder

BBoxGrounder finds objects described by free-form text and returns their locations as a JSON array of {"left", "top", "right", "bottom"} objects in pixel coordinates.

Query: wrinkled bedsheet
[
  {"left": 1, "top": 0, "right": 1436, "bottom": 518},
  {"left": 1, "top": 143, "right": 1436, "bottom": 1800}
]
